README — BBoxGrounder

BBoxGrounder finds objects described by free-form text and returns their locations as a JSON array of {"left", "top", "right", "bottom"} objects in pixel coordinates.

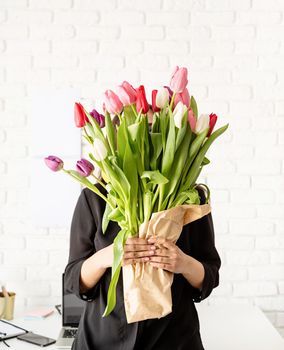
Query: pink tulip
[
  {"left": 188, "top": 109, "right": 196, "bottom": 132},
  {"left": 116, "top": 81, "right": 137, "bottom": 106},
  {"left": 103, "top": 89, "right": 123, "bottom": 115},
  {"left": 169, "top": 66, "right": 188, "bottom": 93},
  {"left": 44, "top": 155, "right": 64, "bottom": 172},
  {"left": 174, "top": 88, "right": 190, "bottom": 108},
  {"left": 208, "top": 113, "right": 218, "bottom": 137}
]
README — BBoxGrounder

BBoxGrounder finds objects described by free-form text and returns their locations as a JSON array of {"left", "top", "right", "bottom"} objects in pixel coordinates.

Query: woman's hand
[
  {"left": 147, "top": 237, "right": 190, "bottom": 274},
  {"left": 122, "top": 237, "right": 156, "bottom": 266}
]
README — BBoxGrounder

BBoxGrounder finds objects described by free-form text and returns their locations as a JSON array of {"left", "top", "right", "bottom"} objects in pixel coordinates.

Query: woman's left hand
[{"left": 147, "top": 236, "right": 190, "bottom": 274}]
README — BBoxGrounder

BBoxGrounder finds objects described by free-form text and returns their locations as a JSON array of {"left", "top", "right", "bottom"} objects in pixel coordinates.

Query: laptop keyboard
[{"left": 63, "top": 329, "right": 77, "bottom": 338}]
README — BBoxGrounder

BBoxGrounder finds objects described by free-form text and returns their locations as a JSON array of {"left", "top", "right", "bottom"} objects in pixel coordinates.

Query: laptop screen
[{"left": 62, "top": 274, "right": 85, "bottom": 327}]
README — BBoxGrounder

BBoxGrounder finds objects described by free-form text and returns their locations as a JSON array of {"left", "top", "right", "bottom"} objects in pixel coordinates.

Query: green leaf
[
  {"left": 141, "top": 170, "right": 169, "bottom": 185},
  {"left": 175, "top": 112, "right": 188, "bottom": 151},
  {"left": 123, "top": 105, "right": 136, "bottom": 125},
  {"left": 190, "top": 96, "right": 198, "bottom": 118},
  {"left": 102, "top": 201, "right": 112, "bottom": 234},
  {"left": 117, "top": 118, "right": 128, "bottom": 167},
  {"left": 108, "top": 207, "right": 124, "bottom": 222},
  {"left": 105, "top": 111, "right": 116, "bottom": 156},
  {"left": 102, "top": 228, "right": 129, "bottom": 317},
  {"left": 161, "top": 112, "right": 176, "bottom": 176},
  {"left": 150, "top": 133, "right": 163, "bottom": 170},
  {"left": 202, "top": 156, "right": 210, "bottom": 165},
  {"left": 143, "top": 191, "right": 153, "bottom": 222},
  {"left": 189, "top": 128, "right": 209, "bottom": 159},
  {"left": 128, "top": 122, "right": 140, "bottom": 143},
  {"left": 160, "top": 124, "right": 192, "bottom": 209},
  {"left": 184, "top": 123, "right": 229, "bottom": 189}
]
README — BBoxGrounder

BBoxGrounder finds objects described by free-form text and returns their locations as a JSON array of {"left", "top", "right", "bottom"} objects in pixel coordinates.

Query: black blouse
[{"left": 64, "top": 184, "right": 221, "bottom": 350}]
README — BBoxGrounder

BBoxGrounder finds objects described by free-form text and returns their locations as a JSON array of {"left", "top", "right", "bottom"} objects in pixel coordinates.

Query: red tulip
[
  {"left": 208, "top": 113, "right": 218, "bottom": 137},
  {"left": 74, "top": 102, "right": 87, "bottom": 128},
  {"left": 103, "top": 90, "right": 123, "bottom": 115},
  {"left": 151, "top": 89, "right": 160, "bottom": 112},
  {"left": 116, "top": 81, "right": 137, "bottom": 106},
  {"left": 169, "top": 66, "right": 188, "bottom": 93},
  {"left": 136, "top": 85, "right": 149, "bottom": 114}
]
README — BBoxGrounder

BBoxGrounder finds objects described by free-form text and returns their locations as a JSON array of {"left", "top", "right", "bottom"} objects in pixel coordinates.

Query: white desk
[{"left": 2, "top": 304, "right": 284, "bottom": 349}]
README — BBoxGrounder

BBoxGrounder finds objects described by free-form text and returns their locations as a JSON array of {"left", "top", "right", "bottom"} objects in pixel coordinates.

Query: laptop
[{"left": 55, "top": 274, "right": 86, "bottom": 348}]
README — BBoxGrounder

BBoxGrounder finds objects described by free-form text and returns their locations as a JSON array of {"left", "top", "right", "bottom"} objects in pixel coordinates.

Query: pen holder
[{"left": 0, "top": 291, "right": 16, "bottom": 320}]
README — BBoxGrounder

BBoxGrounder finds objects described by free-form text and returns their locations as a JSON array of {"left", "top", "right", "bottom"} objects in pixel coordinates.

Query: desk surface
[{"left": 2, "top": 303, "right": 284, "bottom": 349}]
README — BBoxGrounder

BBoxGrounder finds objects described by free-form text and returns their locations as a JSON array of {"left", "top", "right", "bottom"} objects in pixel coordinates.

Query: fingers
[
  {"left": 122, "top": 256, "right": 150, "bottom": 266},
  {"left": 123, "top": 249, "right": 155, "bottom": 260},
  {"left": 147, "top": 237, "right": 175, "bottom": 251},
  {"left": 124, "top": 237, "right": 155, "bottom": 253}
]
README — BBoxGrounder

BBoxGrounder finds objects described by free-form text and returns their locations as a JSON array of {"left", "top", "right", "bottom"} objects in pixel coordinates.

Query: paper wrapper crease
[{"left": 122, "top": 202, "right": 211, "bottom": 323}]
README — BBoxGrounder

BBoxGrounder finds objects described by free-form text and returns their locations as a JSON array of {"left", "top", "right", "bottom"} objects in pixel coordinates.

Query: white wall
[{"left": 0, "top": 0, "right": 284, "bottom": 338}]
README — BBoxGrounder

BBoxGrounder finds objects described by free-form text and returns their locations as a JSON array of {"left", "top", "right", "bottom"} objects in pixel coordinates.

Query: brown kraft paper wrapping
[{"left": 122, "top": 202, "right": 211, "bottom": 323}]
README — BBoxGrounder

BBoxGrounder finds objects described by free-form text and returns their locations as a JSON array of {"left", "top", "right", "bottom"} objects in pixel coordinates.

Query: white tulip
[
  {"left": 93, "top": 138, "right": 108, "bottom": 161},
  {"left": 195, "top": 114, "right": 210, "bottom": 134},
  {"left": 156, "top": 87, "right": 169, "bottom": 109},
  {"left": 173, "top": 102, "right": 188, "bottom": 129}
]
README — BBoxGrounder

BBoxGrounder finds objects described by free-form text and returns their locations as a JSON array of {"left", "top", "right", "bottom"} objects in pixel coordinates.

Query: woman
[{"left": 64, "top": 183, "right": 221, "bottom": 350}]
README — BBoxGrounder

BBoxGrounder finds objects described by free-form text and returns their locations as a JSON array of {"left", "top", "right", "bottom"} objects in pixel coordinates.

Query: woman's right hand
[
  {"left": 98, "top": 237, "right": 156, "bottom": 269},
  {"left": 122, "top": 237, "right": 156, "bottom": 266}
]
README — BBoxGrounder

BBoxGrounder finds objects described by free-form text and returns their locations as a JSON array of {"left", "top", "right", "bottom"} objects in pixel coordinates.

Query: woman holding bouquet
[{"left": 64, "top": 183, "right": 221, "bottom": 350}]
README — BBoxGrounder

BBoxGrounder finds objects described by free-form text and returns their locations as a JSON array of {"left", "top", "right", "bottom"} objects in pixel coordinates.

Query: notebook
[
  {"left": 55, "top": 273, "right": 85, "bottom": 348},
  {"left": 0, "top": 319, "right": 28, "bottom": 341}
]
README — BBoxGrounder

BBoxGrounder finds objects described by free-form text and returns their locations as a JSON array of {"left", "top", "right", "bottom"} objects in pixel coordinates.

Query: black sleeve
[
  {"left": 189, "top": 186, "right": 221, "bottom": 303},
  {"left": 64, "top": 187, "right": 100, "bottom": 302}
]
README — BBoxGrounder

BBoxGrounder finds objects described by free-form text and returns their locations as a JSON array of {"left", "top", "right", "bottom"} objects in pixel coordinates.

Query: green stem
[
  {"left": 130, "top": 103, "right": 138, "bottom": 118},
  {"left": 91, "top": 173, "right": 107, "bottom": 189},
  {"left": 62, "top": 169, "right": 110, "bottom": 204},
  {"left": 169, "top": 92, "right": 176, "bottom": 111},
  {"left": 83, "top": 126, "right": 92, "bottom": 144}
]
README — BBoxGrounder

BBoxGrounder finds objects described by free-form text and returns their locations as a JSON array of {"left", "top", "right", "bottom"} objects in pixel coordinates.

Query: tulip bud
[
  {"left": 169, "top": 66, "right": 188, "bottom": 93},
  {"left": 156, "top": 87, "right": 169, "bottom": 109},
  {"left": 195, "top": 114, "right": 210, "bottom": 134},
  {"left": 173, "top": 102, "right": 188, "bottom": 129},
  {"left": 116, "top": 81, "right": 137, "bottom": 106},
  {"left": 103, "top": 90, "right": 123, "bottom": 115},
  {"left": 208, "top": 113, "right": 218, "bottom": 137},
  {"left": 93, "top": 138, "right": 108, "bottom": 161},
  {"left": 89, "top": 109, "right": 105, "bottom": 128},
  {"left": 74, "top": 102, "right": 87, "bottom": 128},
  {"left": 188, "top": 109, "right": 196, "bottom": 132},
  {"left": 151, "top": 90, "right": 160, "bottom": 112},
  {"left": 44, "top": 155, "right": 64, "bottom": 172},
  {"left": 136, "top": 85, "right": 149, "bottom": 114},
  {"left": 76, "top": 158, "right": 94, "bottom": 177}
]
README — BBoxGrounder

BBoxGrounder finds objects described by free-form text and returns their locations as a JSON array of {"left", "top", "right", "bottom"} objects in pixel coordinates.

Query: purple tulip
[
  {"left": 76, "top": 159, "right": 94, "bottom": 177},
  {"left": 163, "top": 85, "right": 173, "bottom": 99},
  {"left": 89, "top": 109, "right": 105, "bottom": 128},
  {"left": 44, "top": 156, "right": 64, "bottom": 172}
]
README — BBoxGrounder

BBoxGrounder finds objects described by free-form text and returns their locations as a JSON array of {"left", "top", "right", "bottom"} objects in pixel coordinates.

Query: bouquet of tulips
[{"left": 45, "top": 66, "right": 228, "bottom": 322}]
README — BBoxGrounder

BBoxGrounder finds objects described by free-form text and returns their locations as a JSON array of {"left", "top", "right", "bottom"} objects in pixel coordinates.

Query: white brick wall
[{"left": 0, "top": 0, "right": 284, "bottom": 338}]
